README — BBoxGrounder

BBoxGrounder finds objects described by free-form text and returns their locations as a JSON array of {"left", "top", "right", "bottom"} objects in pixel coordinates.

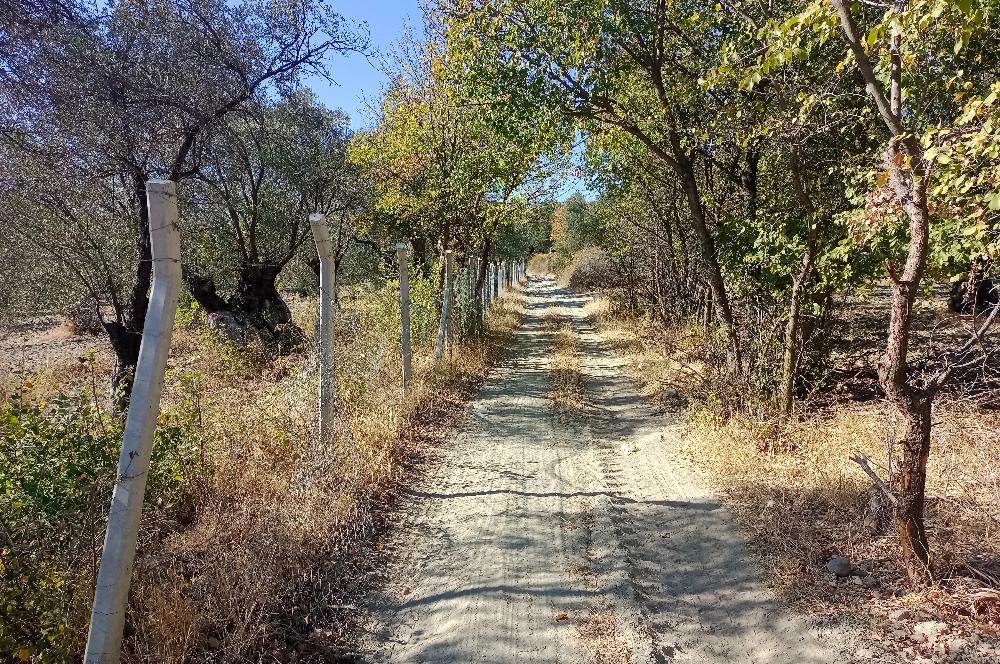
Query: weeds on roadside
[
  {"left": 0, "top": 360, "right": 202, "bottom": 661},
  {"left": 0, "top": 276, "right": 526, "bottom": 662},
  {"left": 584, "top": 291, "right": 1000, "bottom": 643}
]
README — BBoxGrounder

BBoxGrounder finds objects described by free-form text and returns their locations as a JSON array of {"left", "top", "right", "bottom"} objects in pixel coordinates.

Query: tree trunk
[
  {"left": 895, "top": 393, "right": 933, "bottom": 580},
  {"left": 183, "top": 270, "right": 228, "bottom": 314},
  {"left": 676, "top": 160, "right": 742, "bottom": 374},
  {"left": 780, "top": 265, "right": 809, "bottom": 417},
  {"left": 657, "top": 205, "right": 682, "bottom": 319},
  {"left": 476, "top": 236, "right": 492, "bottom": 293},
  {"left": 410, "top": 236, "right": 430, "bottom": 276},
  {"left": 105, "top": 172, "right": 153, "bottom": 412},
  {"left": 231, "top": 262, "right": 291, "bottom": 331},
  {"left": 879, "top": 166, "right": 933, "bottom": 583},
  {"left": 105, "top": 322, "right": 143, "bottom": 413},
  {"left": 782, "top": 145, "right": 821, "bottom": 418},
  {"left": 828, "top": 0, "right": 938, "bottom": 581}
]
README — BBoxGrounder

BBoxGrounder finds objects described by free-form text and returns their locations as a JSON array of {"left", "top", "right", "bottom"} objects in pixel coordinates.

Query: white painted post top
[
  {"left": 146, "top": 178, "right": 174, "bottom": 190},
  {"left": 145, "top": 180, "right": 181, "bottom": 264},
  {"left": 309, "top": 213, "right": 332, "bottom": 260}
]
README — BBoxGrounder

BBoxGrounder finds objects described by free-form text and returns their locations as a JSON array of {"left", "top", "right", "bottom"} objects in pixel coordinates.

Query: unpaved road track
[{"left": 361, "top": 276, "right": 850, "bottom": 663}]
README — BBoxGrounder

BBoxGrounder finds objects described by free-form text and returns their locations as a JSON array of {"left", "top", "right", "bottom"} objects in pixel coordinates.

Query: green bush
[{"left": 0, "top": 386, "right": 200, "bottom": 662}]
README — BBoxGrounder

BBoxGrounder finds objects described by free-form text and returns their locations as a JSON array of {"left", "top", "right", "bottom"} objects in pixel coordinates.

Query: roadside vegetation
[
  {"left": 2, "top": 0, "right": 1000, "bottom": 661},
  {"left": 2, "top": 275, "right": 525, "bottom": 661},
  {"left": 581, "top": 288, "right": 1000, "bottom": 659}
]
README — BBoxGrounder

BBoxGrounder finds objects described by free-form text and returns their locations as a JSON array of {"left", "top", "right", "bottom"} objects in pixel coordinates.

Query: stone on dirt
[{"left": 827, "top": 555, "right": 853, "bottom": 577}]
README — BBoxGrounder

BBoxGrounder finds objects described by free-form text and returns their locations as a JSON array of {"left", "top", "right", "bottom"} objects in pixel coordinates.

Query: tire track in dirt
[{"left": 359, "top": 276, "right": 852, "bottom": 664}]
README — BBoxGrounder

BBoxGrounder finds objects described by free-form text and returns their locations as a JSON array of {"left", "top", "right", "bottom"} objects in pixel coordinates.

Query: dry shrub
[{"left": 558, "top": 247, "right": 617, "bottom": 291}]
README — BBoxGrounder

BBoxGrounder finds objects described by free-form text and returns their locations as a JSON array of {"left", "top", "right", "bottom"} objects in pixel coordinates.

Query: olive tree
[
  {"left": 183, "top": 91, "right": 363, "bottom": 340},
  {"left": 0, "top": 0, "right": 365, "bottom": 405}
]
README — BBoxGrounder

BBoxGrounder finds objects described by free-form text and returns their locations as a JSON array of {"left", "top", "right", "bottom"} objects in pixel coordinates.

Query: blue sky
[{"left": 310, "top": 1, "right": 422, "bottom": 130}]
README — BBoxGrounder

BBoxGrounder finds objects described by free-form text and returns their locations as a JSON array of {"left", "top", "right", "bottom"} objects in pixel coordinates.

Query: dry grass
[
  {"left": 575, "top": 605, "right": 633, "bottom": 664},
  {"left": 1, "top": 282, "right": 526, "bottom": 662},
  {"left": 586, "top": 299, "right": 1000, "bottom": 658},
  {"left": 681, "top": 404, "right": 1000, "bottom": 601},
  {"left": 585, "top": 297, "right": 721, "bottom": 408},
  {"left": 528, "top": 252, "right": 560, "bottom": 276},
  {"left": 547, "top": 309, "right": 587, "bottom": 412}
]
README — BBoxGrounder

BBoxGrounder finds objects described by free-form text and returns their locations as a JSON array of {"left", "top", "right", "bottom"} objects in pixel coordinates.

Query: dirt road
[{"left": 362, "top": 276, "right": 850, "bottom": 663}]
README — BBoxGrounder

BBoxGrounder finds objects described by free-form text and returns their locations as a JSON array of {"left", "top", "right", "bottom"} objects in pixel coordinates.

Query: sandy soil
[
  {"left": 359, "top": 276, "right": 854, "bottom": 663},
  {"left": 1, "top": 317, "right": 110, "bottom": 378}
]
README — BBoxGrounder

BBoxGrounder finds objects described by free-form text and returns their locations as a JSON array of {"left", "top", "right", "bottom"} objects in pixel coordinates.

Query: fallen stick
[{"left": 850, "top": 452, "right": 898, "bottom": 506}]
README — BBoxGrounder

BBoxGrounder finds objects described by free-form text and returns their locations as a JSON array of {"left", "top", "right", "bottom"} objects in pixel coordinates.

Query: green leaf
[
  {"left": 866, "top": 26, "right": 879, "bottom": 50},
  {"left": 955, "top": 28, "right": 972, "bottom": 54}
]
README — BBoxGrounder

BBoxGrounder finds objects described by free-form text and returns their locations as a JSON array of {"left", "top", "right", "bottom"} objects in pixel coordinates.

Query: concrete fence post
[
  {"left": 479, "top": 258, "right": 487, "bottom": 326},
  {"left": 434, "top": 250, "right": 454, "bottom": 368},
  {"left": 455, "top": 265, "right": 465, "bottom": 343},
  {"left": 482, "top": 260, "right": 490, "bottom": 317},
  {"left": 84, "top": 180, "right": 182, "bottom": 664},
  {"left": 485, "top": 263, "right": 492, "bottom": 308},
  {"left": 396, "top": 242, "right": 412, "bottom": 392},
  {"left": 309, "top": 213, "right": 336, "bottom": 447}
]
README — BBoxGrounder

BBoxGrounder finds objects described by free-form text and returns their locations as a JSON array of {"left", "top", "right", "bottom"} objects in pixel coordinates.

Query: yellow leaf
[
  {"left": 17, "top": 649, "right": 30, "bottom": 662},
  {"left": 876, "top": 171, "right": 890, "bottom": 187},
  {"left": 554, "top": 612, "right": 569, "bottom": 621}
]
